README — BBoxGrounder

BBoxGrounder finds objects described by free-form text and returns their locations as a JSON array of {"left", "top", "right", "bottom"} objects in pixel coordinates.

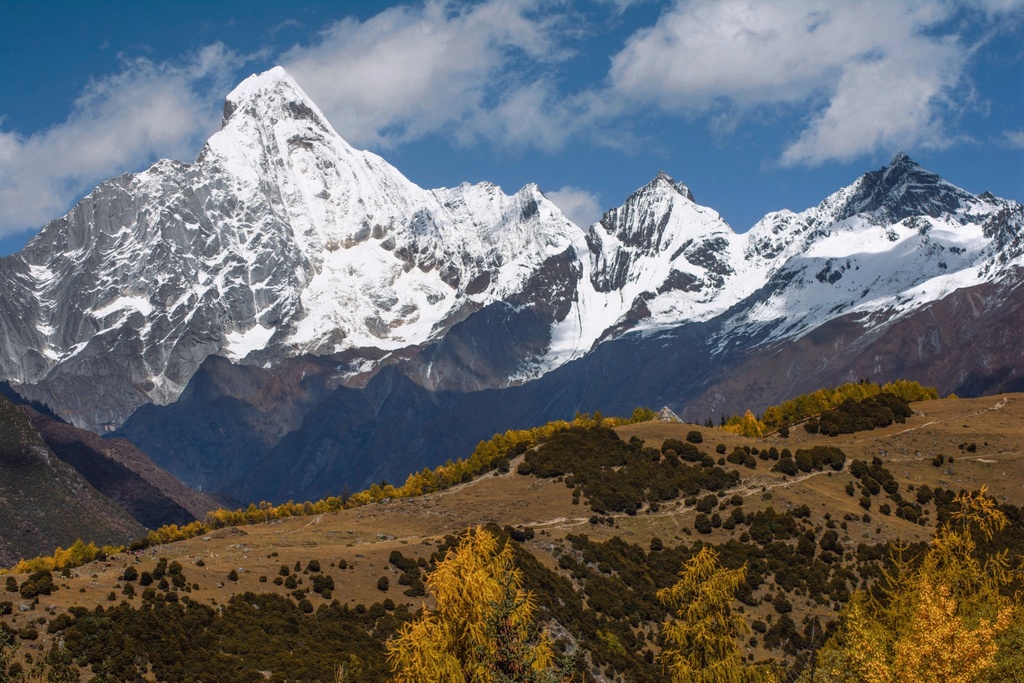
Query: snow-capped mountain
[
  {"left": 0, "top": 68, "right": 591, "bottom": 428},
  {"left": 1, "top": 66, "right": 1022, "bottom": 443},
  {"left": 724, "top": 152, "right": 1022, "bottom": 346}
]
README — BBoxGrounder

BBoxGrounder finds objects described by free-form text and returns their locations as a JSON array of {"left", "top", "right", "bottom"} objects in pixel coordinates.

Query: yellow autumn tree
[
  {"left": 808, "top": 486, "right": 1019, "bottom": 683},
  {"left": 722, "top": 410, "right": 764, "bottom": 438},
  {"left": 386, "top": 527, "right": 571, "bottom": 683},
  {"left": 657, "top": 545, "right": 778, "bottom": 683}
]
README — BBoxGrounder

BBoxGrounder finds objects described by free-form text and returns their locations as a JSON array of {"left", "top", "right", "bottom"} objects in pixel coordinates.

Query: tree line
[
  {"left": 720, "top": 380, "right": 938, "bottom": 438},
  {"left": 1, "top": 409, "right": 657, "bottom": 575}
]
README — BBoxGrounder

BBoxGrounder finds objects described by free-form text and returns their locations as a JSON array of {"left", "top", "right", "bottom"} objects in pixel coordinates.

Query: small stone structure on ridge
[{"left": 656, "top": 406, "right": 683, "bottom": 423}]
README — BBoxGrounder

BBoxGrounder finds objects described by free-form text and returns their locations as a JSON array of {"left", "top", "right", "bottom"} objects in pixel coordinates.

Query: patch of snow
[
  {"left": 225, "top": 325, "right": 277, "bottom": 361},
  {"left": 91, "top": 296, "right": 154, "bottom": 319}
]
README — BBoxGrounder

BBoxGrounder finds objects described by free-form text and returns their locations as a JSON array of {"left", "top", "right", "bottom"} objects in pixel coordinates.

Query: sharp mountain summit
[{"left": 1, "top": 67, "right": 1021, "bottom": 501}]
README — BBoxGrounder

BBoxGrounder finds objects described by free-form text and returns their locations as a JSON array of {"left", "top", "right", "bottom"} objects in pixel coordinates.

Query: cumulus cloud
[
  {"left": 281, "top": 0, "right": 574, "bottom": 149},
  {"left": 0, "top": 44, "right": 242, "bottom": 236},
  {"left": 971, "top": 0, "right": 1024, "bottom": 13},
  {"left": 1004, "top": 130, "right": 1024, "bottom": 149},
  {"left": 604, "top": 0, "right": 982, "bottom": 165},
  {"left": 546, "top": 185, "right": 603, "bottom": 229},
  {"left": 1, "top": 0, "right": 1017, "bottom": 238}
]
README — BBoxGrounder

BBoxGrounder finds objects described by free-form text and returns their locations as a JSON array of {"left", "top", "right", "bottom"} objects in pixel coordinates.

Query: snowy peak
[
  {"left": 835, "top": 152, "right": 975, "bottom": 224},
  {"left": 0, "top": 66, "right": 591, "bottom": 428},
  {"left": 652, "top": 170, "right": 695, "bottom": 202},
  {"left": 592, "top": 171, "right": 710, "bottom": 255},
  {"left": 222, "top": 67, "right": 330, "bottom": 133},
  {"left": 728, "top": 153, "right": 1024, "bottom": 349},
  {"left": 2, "top": 65, "right": 1022, "bottom": 435},
  {"left": 587, "top": 169, "right": 737, "bottom": 295}
]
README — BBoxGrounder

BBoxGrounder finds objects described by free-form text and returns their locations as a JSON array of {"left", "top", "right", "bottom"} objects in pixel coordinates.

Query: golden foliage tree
[
  {"left": 386, "top": 527, "right": 570, "bottom": 683},
  {"left": 809, "top": 486, "right": 1019, "bottom": 683},
  {"left": 722, "top": 410, "right": 764, "bottom": 438},
  {"left": 722, "top": 380, "right": 939, "bottom": 436},
  {"left": 657, "top": 546, "right": 778, "bottom": 683}
]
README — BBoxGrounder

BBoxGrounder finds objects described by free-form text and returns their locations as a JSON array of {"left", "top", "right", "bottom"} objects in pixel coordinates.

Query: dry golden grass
[{"left": 6, "top": 393, "right": 1023, "bottom": 666}]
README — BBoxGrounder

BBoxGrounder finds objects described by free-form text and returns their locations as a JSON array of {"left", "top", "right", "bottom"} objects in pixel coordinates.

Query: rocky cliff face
[
  {"left": 0, "top": 68, "right": 589, "bottom": 430},
  {"left": 1, "top": 67, "right": 1023, "bottom": 501}
]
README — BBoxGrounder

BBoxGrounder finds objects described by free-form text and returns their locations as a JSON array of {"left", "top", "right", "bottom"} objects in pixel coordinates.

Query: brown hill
[
  {"left": 0, "top": 393, "right": 219, "bottom": 570},
  {"left": 3, "top": 393, "right": 1022, "bottom": 679},
  {"left": 0, "top": 396, "right": 146, "bottom": 567},
  {"left": 25, "top": 407, "right": 219, "bottom": 528}
]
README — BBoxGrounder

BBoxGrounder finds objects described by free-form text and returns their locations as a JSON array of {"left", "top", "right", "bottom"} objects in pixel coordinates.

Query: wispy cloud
[
  {"left": 546, "top": 185, "right": 603, "bottom": 229},
  {"left": 280, "top": 0, "right": 575, "bottom": 150},
  {"left": 603, "top": 0, "right": 987, "bottom": 166},
  {"left": 1004, "top": 129, "right": 1024, "bottom": 149},
  {"left": 0, "top": 43, "right": 243, "bottom": 236}
]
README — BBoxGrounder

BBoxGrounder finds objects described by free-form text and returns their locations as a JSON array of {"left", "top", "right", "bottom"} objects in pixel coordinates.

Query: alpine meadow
[{"left": 1, "top": 1, "right": 1023, "bottom": 682}]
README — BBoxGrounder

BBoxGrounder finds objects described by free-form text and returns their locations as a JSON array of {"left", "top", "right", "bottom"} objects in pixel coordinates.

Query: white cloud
[
  {"left": 1004, "top": 129, "right": 1024, "bottom": 149},
  {"left": 780, "top": 42, "right": 963, "bottom": 166},
  {"left": 546, "top": 185, "right": 603, "bottom": 228},
  {"left": 597, "top": 0, "right": 652, "bottom": 12},
  {"left": 604, "top": 0, "right": 977, "bottom": 166},
  {"left": 0, "top": 44, "right": 242, "bottom": 236},
  {"left": 281, "top": 0, "right": 573, "bottom": 149},
  {"left": 971, "top": 0, "right": 1024, "bottom": 14}
]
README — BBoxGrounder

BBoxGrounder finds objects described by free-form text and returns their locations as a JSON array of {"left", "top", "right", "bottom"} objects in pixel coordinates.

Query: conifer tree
[
  {"left": 808, "top": 486, "right": 1019, "bottom": 683},
  {"left": 387, "top": 527, "right": 571, "bottom": 683},
  {"left": 43, "top": 641, "right": 80, "bottom": 683},
  {"left": 0, "top": 629, "right": 20, "bottom": 683},
  {"left": 657, "top": 546, "right": 778, "bottom": 683}
]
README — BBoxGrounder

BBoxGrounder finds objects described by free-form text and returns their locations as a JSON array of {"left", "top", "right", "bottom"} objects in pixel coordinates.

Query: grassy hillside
[
  {"left": 2, "top": 392, "right": 1022, "bottom": 681},
  {"left": 0, "top": 396, "right": 146, "bottom": 567}
]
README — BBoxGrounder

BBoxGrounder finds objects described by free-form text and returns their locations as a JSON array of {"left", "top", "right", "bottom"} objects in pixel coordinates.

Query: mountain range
[{"left": 1, "top": 67, "right": 1021, "bottom": 503}]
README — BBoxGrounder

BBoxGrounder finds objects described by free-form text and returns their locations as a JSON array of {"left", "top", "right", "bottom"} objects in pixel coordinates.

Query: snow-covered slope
[
  {"left": 0, "top": 68, "right": 589, "bottom": 428},
  {"left": 725, "top": 152, "right": 1023, "bottom": 346},
  {"left": 556, "top": 152, "right": 1022, "bottom": 355},
  {"left": 571, "top": 172, "right": 760, "bottom": 342},
  {"left": 0, "top": 67, "right": 1021, "bottom": 433}
]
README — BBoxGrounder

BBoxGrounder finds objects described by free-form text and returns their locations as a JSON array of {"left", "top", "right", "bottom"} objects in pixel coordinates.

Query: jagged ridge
[{"left": 0, "top": 66, "right": 1021, "bottom": 436}]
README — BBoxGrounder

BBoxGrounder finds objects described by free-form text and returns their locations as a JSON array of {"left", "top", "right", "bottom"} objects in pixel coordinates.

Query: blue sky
[{"left": 1, "top": 0, "right": 1022, "bottom": 256}]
